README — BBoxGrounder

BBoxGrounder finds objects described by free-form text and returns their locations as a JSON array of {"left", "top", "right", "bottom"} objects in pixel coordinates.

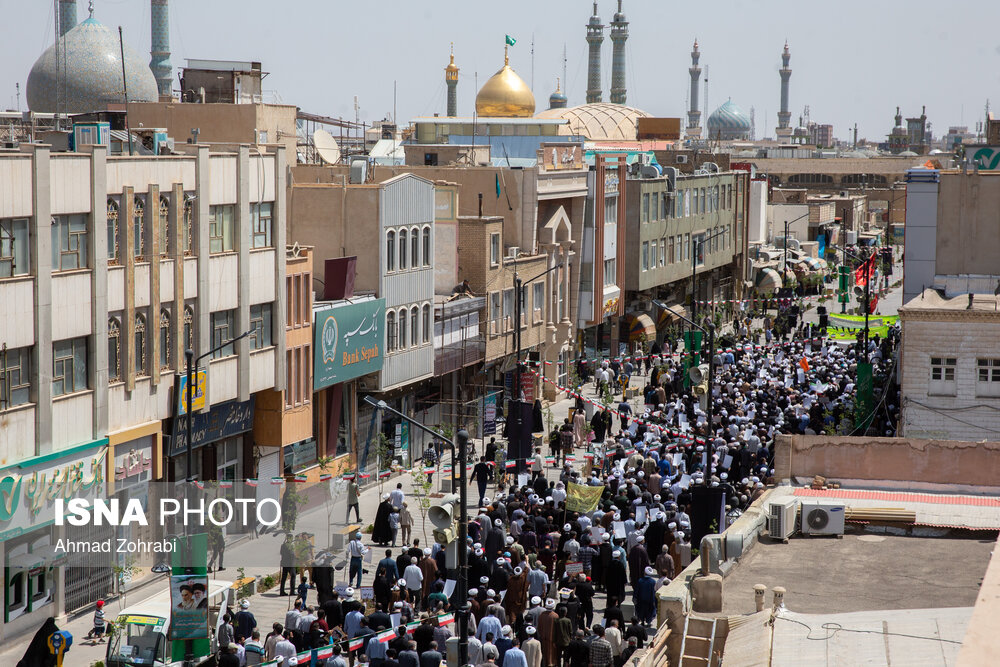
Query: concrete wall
[
  {"left": 902, "top": 175, "right": 939, "bottom": 305},
  {"left": 935, "top": 171, "right": 1000, "bottom": 277},
  {"left": 774, "top": 434, "right": 1000, "bottom": 489},
  {"left": 957, "top": 534, "right": 1000, "bottom": 666}
]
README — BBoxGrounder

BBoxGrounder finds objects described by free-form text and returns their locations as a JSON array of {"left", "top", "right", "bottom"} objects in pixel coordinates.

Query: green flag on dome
[{"left": 505, "top": 35, "right": 516, "bottom": 46}]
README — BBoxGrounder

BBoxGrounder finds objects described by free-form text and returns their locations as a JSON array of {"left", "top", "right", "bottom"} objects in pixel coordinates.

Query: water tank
[{"left": 349, "top": 157, "right": 368, "bottom": 184}]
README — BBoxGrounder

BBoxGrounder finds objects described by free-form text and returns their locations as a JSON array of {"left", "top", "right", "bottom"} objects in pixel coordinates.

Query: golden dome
[
  {"left": 445, "top": 43, "right": 459, "bottom": 79},
  {"left": 475, "top": 48, "right": 535, "bottom": 118}
]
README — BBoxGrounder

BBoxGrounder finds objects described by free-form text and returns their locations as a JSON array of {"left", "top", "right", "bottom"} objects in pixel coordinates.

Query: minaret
[
  {"left": 686, "top": 40, "right": 702, "bottom": 139},
  {"left": 58, "top": 0, "right": 77, "bottom": 37},
  {"left": 586, "top": 2, "right": 604, "bottom": 104},
  {"left": 609, "top": 0, "right": 628, "bottom": 104},
  {"left": 150, "top": 0, "right": 173, "bottom": 99},
  {"left": 445, "top": 44, "right": 459, "bottom": 117},
  {"left": 776, "top": 42, "right": 792, "bottom": 138}
]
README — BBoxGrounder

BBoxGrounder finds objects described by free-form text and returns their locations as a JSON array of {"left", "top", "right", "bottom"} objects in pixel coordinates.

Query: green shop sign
[{"left": 314, "top": 298, "right": 385, "bottom": 390}]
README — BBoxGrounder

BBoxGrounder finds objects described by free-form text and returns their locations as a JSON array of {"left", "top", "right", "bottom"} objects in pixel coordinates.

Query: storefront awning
[
  {"left": 657, "top": 305, "right": 689, "bottom": 328},
  {"left": 8, "top": 552, "right": 45, "bottom": 571},
  {"left": 755, "top": 267, "right": 782, "bottom": 293},
  {"left": 624, "top": 312, "right": 656, "bottom": 341}
]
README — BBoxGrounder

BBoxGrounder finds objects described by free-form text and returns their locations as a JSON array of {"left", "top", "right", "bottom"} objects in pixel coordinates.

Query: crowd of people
[{"left": 203, "top": 319, "right": 900, "bottom": 667}]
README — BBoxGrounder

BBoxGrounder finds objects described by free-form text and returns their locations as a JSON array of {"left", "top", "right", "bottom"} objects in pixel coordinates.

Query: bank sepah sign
[{"left": 314, "top": 298, "right": 385, "bottom": 390}]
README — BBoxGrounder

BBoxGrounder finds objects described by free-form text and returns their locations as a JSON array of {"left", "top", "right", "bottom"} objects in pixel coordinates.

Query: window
[
  {"left": 693, "top": 234, "right": 706, "bottom": 266},
  {"left": 386, "top": 231, "right": 395, "bottom": 272},
  {"left": 422, "top": 304, "right": 431, "bottom": 343},
  {"left": 183, "top": 197, "right": 193, "bottom": 255},
  {"left": 931, "top": 357, "right": 957, "bottom": 382},
  {"left": 684, "top": 190, "right": 690, "bottom": 217},
  {"left": 209, "top": 205, "right": 235, "bottom": 253},
  {"left": 520, "top": 285, "right": 529, "bottom": 326},
  {"left": 107, "top": 200, "right": 120, "bottom": 264},
  {"left": 251, "top": 202, "right": 273, "bottom": 249},
  {"left": 676, "top": 191, "right": 683, "bottom": 218},
  {"left": 668, "top": 236, "right": 676, "bottom": 265},
  {"left": 159, "top": 309, "right": 171, "bottom": 370},
  {"left": 641, "top": 242, "right": 649, "bottom": 271},
  {"left": 0, "top": 218, "right": 30, "bottom": 277},
  {"left": 422, "top": 227, "right": 432, "bottom": 267},
  {"left": 158, "top": 197, "right": 169, "bottom": 256},
  {"left": 604, "top": 197, "right": 617, "bottom": 225},
  {"left": 714, "top": 186, "right": 720, "bottom": 212},
  {"left": 533, "top": 283, "right": 544, "bottom": 323},
  {"left": 651, "top": 192, "right": 659, "bottom": 221},
  {"left": 411, "top": 227, "right": 420, "bottom": 269},
  {"left": 490, "top": 292, "right": 501, "bottom": 335},
  {"left": 133, "top": 197, "right": 145, "bottom": 260},
  {"left": 183, "top": 305, "right": 195, "bottom": 356},
  {"left": 700, "top": 188, "right": 707, "bottom": 213},
  {"left": 134, "top": 313, "right": 147, "bottom": 376},
  {"left": 650, "top": 240, "right": 658, "bottom": 268},
  {"left": 692, "top": 189, "right": 699, "bottom": 216},
  {"left": 1, "top": 345, "right": 31, "bottom": 409},
  {"left": 642, "top": 193, "right": 649, "bottom": 222},
  {"left": 659, "top": 238, "right": 666, "bottom": 266},
  {"left": 684, "top": 233, "right": 691, "bottom": 261},
  {"left": 211, "top": 310, "right": 236, "bottom": 359},
  {"left": 108, "top": 317, "right": 121, "bottom": 382},
  {"left": 386, "top": 311, "right": 397, "bottom": 352},
  {"left": 502, "top": 289, "right": 514, "bottom": 331},
  {"left": 603, "top": 258, "right": 616, "bottom": 287},
  {"left": 51, "top": 214, "right": 88, "bottom": 271},
  {"left": 249, "top": 303, "right": 273, "bottom": 350},
  {"left": 490, "top": 233, "right": 501, "bottom": 266},
  {"left": 409, "top": 306, "right": 418, "bottom": 347},
  {"left": 662, "top": 192, "right": 670, "bottom": 218},
  {"left": 397, "top": 308, "right": 407, "bottom": 349},
  {"left": 52, "top": 337, "right": 87, "bottom": 396},
  {"left": 398, "top": 229, "right": 408, "bottom": 269},
  {"left": 285, "top": 349, "right": 295, "bottom": 408},
  {"left": 977, "top": 359, "right": 1000, "bottom": 397}
]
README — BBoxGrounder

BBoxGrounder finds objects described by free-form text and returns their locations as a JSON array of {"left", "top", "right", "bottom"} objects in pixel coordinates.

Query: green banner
[
  {"left": 171, "top": 533, "right": 209, "bottom": 661},
  {"left": 855, "top": 362, "right": 874, "bottom": 430},
  {"left": 314, "top": 298, "right": 386, "bottom": 390}
]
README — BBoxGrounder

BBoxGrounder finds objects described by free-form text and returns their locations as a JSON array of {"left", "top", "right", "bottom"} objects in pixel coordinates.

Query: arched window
[
  {"left": 386, "top": 310, "right": 397, "bottom": 351},
  {"left": 183, "top": 196, "right": 194, "bottom": 255},
  {"left": 397, "top": 308, "right": 407, "bottom": 350},
  {"left": 398, "top": 229, "right": 408, "bottom": 269},
  {"left": 386, "top": 230, "right": 396, "bottom": 272},
  {"left": 410, "top": 306, "right": 419, "bottom": 347},
  {"left": 411, "top": 227, "right": 420, "bottom": 268},
  {"left": 159, "top": 309, "right": 171, "bottom": 369},
  {"left": 422, "top": 227, "right": 431, "bottom": 267},
  {"left": 183, "top": 305, "right": 195, "bottom": 355},
  {"left": 159, "top": 197, "right": 170, "bottom": 256},
  {"left": 107, "top": 199, "right": 120, "bottom": 264},
  {"left": 422, "top": 304, "right": 431, "bottom": 344},
  {"left": 108, "top": 317, "right": 121, "bottom": 381},
  {"left": 133, "top": 197, "right": 145, "bottom": 260},
  {"left": 134, "top": 313, "right": 147, "bottom": 375}
]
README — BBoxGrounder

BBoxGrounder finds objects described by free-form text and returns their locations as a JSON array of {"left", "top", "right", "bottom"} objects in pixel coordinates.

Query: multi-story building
[
  {"left": 624, "top": 165, "right": 748, "bottom": 333},
  {"left": 0, "top": 141, "right": 286, "bottom": 637}
]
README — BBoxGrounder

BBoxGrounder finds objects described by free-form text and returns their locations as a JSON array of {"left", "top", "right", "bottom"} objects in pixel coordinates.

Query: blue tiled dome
[
  {"left": 706, "top": 99, "right": 751, "bottom": 140},
  {"left": 27, "top": 17, "right": 158, "bottom": 114}
]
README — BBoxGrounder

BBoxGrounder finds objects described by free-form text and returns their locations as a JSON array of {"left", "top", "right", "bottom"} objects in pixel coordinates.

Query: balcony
[{"left": 434, "top": 295, "right": 486, "bottom": 375}]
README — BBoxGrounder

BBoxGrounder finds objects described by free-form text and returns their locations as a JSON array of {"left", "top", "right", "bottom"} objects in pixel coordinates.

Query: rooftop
[{"left": 900, "top": 288, "right": 1000, "bottom": 314}]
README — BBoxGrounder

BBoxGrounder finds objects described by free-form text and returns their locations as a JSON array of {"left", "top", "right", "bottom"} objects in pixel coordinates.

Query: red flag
[
  {"left": 868, "top": 293, "right": 879, "bottom": 314},
  {"left": 854, "top": 253, "right": 876, "bottom": 287}
]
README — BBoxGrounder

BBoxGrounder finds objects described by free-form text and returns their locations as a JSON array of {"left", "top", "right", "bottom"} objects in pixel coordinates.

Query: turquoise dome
[
  {"left": 26, "top": 16, "right": 158, "bottom": 114},
  {"left": 706, "top": 99, "right": 751, "bottom": 140}
]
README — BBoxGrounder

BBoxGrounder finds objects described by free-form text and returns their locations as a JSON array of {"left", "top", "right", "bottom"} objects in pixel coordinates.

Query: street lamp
[
  {"left": 652, "top": 300, "right": 715, "bottom": 481},
  {"left": 779, "top": 211, "right": 811, "bottom": 289},
  {"left": 362, "top": 396, "right": 472, "bottom": 667},
  {"left": 510, "top": 262, "right": 562, "bottom": 471}
]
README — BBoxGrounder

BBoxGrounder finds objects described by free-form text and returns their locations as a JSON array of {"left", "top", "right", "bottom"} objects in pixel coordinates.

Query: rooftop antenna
[
  {"left": 562, "top": 43, "right": 567, "bottom": 100},
  {"left": 531, "top": 34, "right": 535, "bottom": 91},
  {"left": 703, "top": 65, "right": 709, "bottom": 132},
  {"left": 119, "top": 26, "right": 134, "bottom": 156},
  {"left": 15, "top": 83, "right": 19, "bottom": 112}
]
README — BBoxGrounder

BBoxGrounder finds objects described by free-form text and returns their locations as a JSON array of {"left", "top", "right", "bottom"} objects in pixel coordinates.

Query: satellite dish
[{"left": 313, "top": 129, "right": 341, "bottom": 165}]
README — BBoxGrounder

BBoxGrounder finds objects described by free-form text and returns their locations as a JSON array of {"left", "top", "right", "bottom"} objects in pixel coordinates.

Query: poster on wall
[{"left": 169, "top": 574, "right": 210, "bottom": 640}]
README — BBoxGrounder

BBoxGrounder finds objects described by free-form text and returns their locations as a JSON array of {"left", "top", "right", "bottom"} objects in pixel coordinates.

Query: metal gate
[{"left": 62, "top": 522, "right": 115, "bottom": 612}]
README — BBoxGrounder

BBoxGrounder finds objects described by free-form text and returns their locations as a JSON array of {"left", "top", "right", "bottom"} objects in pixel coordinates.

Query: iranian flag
[
  {"left": 193, "top": 481, "right": 205, "bottom": 490},
  {"left": 405, "top": 621, "right": 421, "bottom": 634},
  {"left": 349, "top": 637, "right": 365, "bottom": 651},
  {"left": 343, "top": 473, "right": 356, "bottom": 481},
  {"left": 545, "top": 457, "right": 555, "bottom": 465},
  {"left": 624, "top": 449, "right": 636, "bottom": 457},
  {"left": 296, "top": 651, "right": 312, "bottom": 662},
  {"left": 583, "top": 453, "right": 595, "bottom": 460},
  {"left": 376, "top": 628, "right": 396, "bottom": 644},
  {"left": 359, "top": 473, "right": 372, "bottom": 480},
  {"left": 440, "top": 466, "right": 453, "bottom": 474},
  {"left": 437, "top": 612, "right": 455, "bottom": 626},
  {"left": 271, "top": 477, "right": 284, "bottom": 485},
  {"left": 218, "top": 480, "right": 233, "bottom": 489},
  {"left": 424, "top": 469, "right": 435, "bottom": 475},
  {"left": 505, "top": 460, "right": 517, "bottom": 469},
  {"left": 379, "top": 470, "right": 392, "bottom": 479},
  {"left": 565, "top": 455, "right": 576, "bottom": 463},
  {"left": 319, "top": 473, "right": 332, "bottom": 482},
  {"left": 245, "top": 478, "right": 258, "bottom": 488},
  {"left": 315, "top": 646, "right": 334, "bottom": 659},
  {"left": 293, "top": 474, "right": 308, "bottom": 483}
]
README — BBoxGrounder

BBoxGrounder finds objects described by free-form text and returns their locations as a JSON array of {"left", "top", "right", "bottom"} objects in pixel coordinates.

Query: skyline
[{"left": 3, "top": 0, "right": 998, "bottom": 142}]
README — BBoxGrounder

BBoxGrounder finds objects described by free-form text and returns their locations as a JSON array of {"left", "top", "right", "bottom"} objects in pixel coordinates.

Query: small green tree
[{"left": 112, "top": 557, "right": 142, "bottom": 610}]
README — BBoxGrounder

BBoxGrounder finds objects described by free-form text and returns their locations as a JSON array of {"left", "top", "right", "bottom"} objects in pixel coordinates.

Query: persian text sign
[{"left": 314, "top": 298, "right": 386, "bottom": 390}]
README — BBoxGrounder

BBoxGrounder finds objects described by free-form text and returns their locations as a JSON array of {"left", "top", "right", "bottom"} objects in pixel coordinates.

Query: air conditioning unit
[
  {"left": 767, "top": 498, "right": 798, "bottom": 541},
  {"left": 676, "top": 154, "right": 689, "bottom": 164},
  {"left": 507, "top": 246, "right": 519, "bottom": 259},
  {"left": 799, "top": 501, "right": 846, "bottom": 536}
]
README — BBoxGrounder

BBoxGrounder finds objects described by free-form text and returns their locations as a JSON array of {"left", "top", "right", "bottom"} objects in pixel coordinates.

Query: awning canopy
[
  {"left": 624, "top": 312, "right": 656, "bottom": 341},
  {"left": 657, "top": 304, "right": 689, "bottom": 328},
  {"left": 755, "top": 267, "right": 782, "bottom": 293}
]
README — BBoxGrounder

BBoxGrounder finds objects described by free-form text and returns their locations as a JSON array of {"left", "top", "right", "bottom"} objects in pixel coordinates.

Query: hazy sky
[{"left": 5, "top": 0, "right": 999, "bottom": 141}]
